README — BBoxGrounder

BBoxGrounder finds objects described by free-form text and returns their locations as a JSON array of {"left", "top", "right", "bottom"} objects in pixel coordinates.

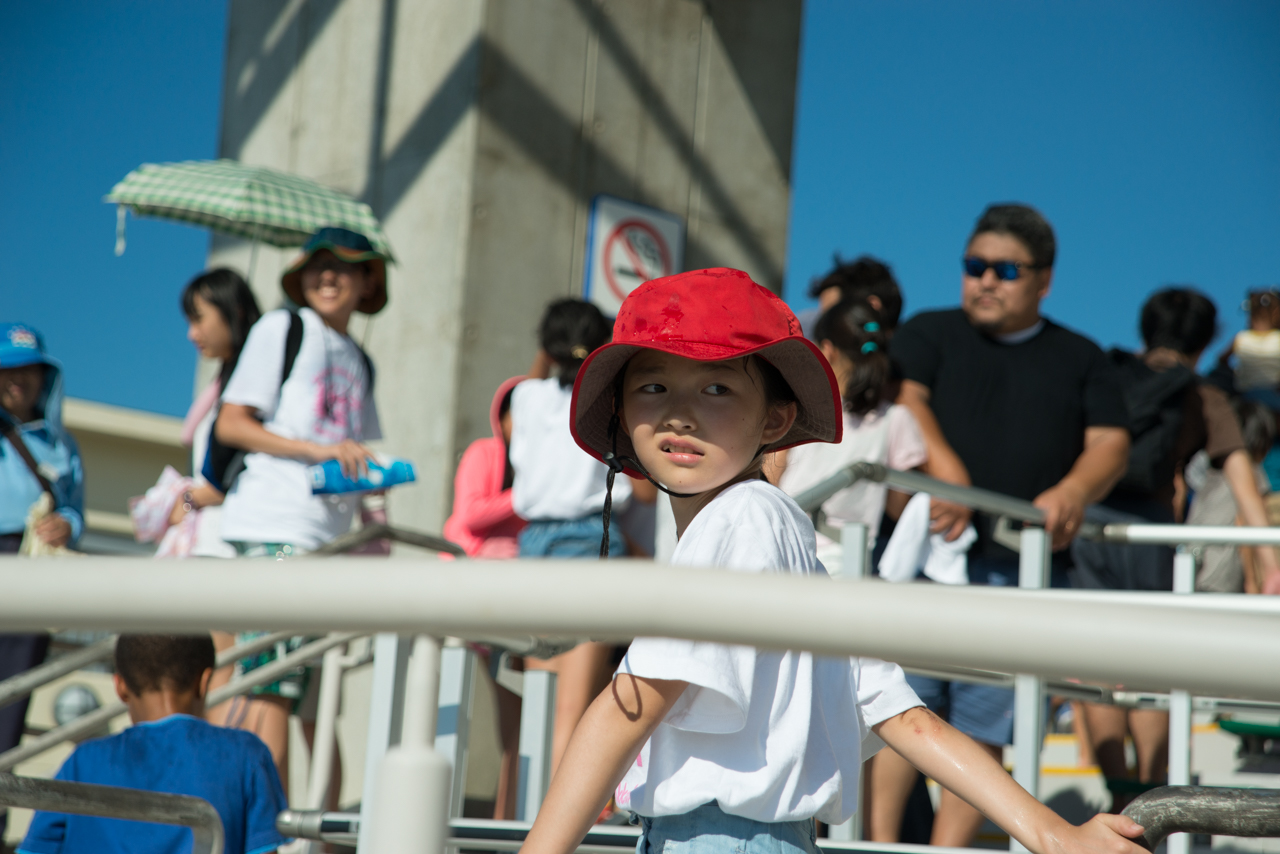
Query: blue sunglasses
[{"left": 962, "top": 256, "right": 1038, "bottom": 281}]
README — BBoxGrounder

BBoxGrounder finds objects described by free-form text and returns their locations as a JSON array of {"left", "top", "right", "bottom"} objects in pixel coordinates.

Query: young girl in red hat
[{"left": 522, "top": 268, "right": 1146, "bottom": 854}]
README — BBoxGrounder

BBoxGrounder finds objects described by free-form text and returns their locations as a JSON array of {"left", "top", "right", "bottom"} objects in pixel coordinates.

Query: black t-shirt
[{"left": 890, "top": 309, "right": 1129, "bottom": 560}]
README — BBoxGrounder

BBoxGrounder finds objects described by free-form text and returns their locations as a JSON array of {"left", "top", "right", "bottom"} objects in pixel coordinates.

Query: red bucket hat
[{"left": 570, "top": 268, "right": 843, "bottom": 479}]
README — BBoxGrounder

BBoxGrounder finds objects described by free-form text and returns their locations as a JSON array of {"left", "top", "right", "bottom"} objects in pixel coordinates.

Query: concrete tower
[{"left": 209, "top": 0, "right": 802, "bottom": 532}]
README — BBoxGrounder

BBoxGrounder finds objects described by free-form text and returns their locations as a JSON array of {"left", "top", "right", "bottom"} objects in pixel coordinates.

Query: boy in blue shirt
[{"left": 20, "top": 635, "right": 288, "bottom": 854}]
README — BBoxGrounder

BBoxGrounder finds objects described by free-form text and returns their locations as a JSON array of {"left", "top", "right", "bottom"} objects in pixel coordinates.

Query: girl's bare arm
[
  {"left": 875, "top": 707, "right": 1146, "bottom": 854},
  {"left": 215, "top": 403, "right": 372, "bottom": 478},
  {"left": 521, "top": 674, "right": 687, "bottom": 854}
]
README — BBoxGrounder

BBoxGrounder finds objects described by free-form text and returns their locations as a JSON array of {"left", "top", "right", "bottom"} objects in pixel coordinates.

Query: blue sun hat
[{"left": 0, "top": 324, "right": 56, "bottom": 370}]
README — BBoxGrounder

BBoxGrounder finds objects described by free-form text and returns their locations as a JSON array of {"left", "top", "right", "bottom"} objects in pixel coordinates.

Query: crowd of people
[{"left": 1, "top": 202, "right": 1278, "bottom": 853}]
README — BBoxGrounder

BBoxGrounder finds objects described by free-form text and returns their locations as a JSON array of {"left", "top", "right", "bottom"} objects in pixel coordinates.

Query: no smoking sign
[{"left": 584, "top": 195, "right": 685, "bottom": 316}]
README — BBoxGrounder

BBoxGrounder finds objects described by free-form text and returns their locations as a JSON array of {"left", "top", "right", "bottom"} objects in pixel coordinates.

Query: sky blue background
[{"left": 4, "top": 1, "right": 1279, "bottom": 417}]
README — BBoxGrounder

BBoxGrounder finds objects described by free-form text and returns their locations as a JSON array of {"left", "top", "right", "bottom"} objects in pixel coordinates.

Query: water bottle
[{"left": 308, "top": 455, "right": 417, "bottom": 495}]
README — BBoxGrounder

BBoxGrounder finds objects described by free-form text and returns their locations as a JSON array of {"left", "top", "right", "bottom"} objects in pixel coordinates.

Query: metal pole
[
  {"left": 1166, "top": 548, "right": 1197, "bottom": 854},
  {"left": 358, "top": 634, "right": 411, "bottom": 852},
  {"left": 436, "top": 644, "right": 475, "bottom": 817},
  {"left": 840, "top": 522, "right": 870, "bottom": 579},
  {"left": 516, "top": 670, "right": 557, "bottom": 822},
  {"left": 304, "top": 644, "right": 347, "bottom": 812},
  {"left": 2, "top": 560, "right": 1280, "bottom": 698},
  {"left": 1010, "top": 525, "right": 1050, "bottom": 852},
  {"left": 364, "top": 635, "right": 451, "bottom": 854},
  {"left": 828, "top": 522, "right": 872, "bottom": 841}
]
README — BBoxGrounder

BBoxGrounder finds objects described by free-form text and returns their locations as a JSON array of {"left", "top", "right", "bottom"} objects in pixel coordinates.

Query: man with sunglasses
[{"left": 871, "top": 204, "right": 1131, "bottom": 848}]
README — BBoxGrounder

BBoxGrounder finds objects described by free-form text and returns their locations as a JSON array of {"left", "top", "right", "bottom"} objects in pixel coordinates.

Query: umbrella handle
[{"left": 114, "top": 206, "right": 127, "bottom": 257}]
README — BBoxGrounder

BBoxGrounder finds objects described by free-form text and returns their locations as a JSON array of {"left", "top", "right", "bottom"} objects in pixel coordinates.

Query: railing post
[
  {"left": 516, "top": 669, "right": 558, "bottom": 822},
  {"left": 839, "top": 522, "right": 871, "bottom": 579},
  {"left": 1166, "top": 548, "right": 1197, "bottom": 854},
  {"left": 358, "top": 634, "right": 411, "bottom": 852},
  {"left": 1010, "top": 525, "right": 1050, "bottom": 852},
  {"left": 826, "top": 522, "right": 873, "bottom": 842},
  {"left": 304, "top": 642, "right": 346, "bottom": 815},
  {"left": 436, "top": 644, "right": 476, "bottom": 818},
  {"left": 364, "top": 635, "right": 451, "bottom": 854}
]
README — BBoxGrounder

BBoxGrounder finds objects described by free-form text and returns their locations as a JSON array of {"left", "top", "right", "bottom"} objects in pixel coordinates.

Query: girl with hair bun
[{"left": 770, "top": 298, "right": 927, "bottom": 569}]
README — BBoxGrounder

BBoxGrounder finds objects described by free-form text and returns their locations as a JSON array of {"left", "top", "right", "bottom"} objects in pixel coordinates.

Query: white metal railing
[
  {"left": 794, "top": 461, "right": 1280, "bottom": 854},
  {"left": 1, "top": 557, "right": 1279, "bottom": 852}
]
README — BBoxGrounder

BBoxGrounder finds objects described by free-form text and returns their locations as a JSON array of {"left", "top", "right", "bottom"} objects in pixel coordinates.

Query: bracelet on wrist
[{"left": 182, "top": 490, "right": 196, "bottom": 514}]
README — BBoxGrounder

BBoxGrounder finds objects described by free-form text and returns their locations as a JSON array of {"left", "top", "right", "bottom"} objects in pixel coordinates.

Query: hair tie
[
  {"left": 861, "top": 341, "right": 879, "bottom": 354},
  {"left": 570, "top": 345, "right": 589, "bottom": 359},
  {"left": 863, "top": 322, "right": 880, "bottom": 332}
]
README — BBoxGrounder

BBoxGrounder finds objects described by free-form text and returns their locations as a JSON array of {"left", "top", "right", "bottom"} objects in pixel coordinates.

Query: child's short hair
[
  {"left": 815, "top": 298, "right": 891, "bottom": 416},
  {"left": 539, "top": 299, "right": 611, "bottom": 387},
  {"left": 1233, "top": 398, "right": 1276, "bottom": 462},
  {"left": 1140, "top": 287, "right": 1217, "bottom": 355},
  {"left": 115, "top": 635, "right": 216, "bottom": 695}
]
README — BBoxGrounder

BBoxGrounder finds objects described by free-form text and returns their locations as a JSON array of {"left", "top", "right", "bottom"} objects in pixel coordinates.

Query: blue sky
[
  {"left": 785, "top": 0, "right": 1280, "bottom": 351},
  {"left": 4, "top": 2, "right": 1279, "bottom": 416}
]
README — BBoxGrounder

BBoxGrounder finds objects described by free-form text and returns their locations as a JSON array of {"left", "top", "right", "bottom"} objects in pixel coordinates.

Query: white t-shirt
[
  {"left": 778, "top": 403, "right": 927, "bottom": 529},
  {"left": 615, "top": 479, "right": 921, "bottom": 824},
  {"left": 1234, "top": 330, "right": 1280, "bottom": 391},
  {"left": 509, "top": 377, "right": 631, "bottom": 521},
  {"left": 219, "top": 308, "right": 381, "bottom": 550}
]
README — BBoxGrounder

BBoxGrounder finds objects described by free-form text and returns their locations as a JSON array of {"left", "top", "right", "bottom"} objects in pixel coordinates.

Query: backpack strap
[
  {"left": 358, "top": 347, "right": 375, "bottom": 393},
  {"left": 281, "top": 310, "right": 305, "bottom": 385},
  {"left": 0, "top": 415, "right": 56, "bottom": 500}
]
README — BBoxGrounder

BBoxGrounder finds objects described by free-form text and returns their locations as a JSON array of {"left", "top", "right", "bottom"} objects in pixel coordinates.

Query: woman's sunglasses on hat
[{"left": 961, "top": 256, "right": 1041, "bottom": 281}]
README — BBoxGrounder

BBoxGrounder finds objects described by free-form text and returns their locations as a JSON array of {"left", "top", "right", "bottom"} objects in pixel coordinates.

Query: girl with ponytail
[
  {"left": 508, "top": 298, "right": 637, "bottom": 782},
  {"left": 771, "top": 297, "right": 928, "bottom": 568}
]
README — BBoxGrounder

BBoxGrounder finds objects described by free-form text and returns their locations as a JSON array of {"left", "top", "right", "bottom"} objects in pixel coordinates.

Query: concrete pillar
[{"left": 210, "top": 0, "right": 801, "bottom": 533}]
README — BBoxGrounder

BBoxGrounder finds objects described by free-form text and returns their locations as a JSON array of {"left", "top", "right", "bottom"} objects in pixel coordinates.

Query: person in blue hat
[
  {"left": 0, "top": 321, "right": 84, "bottom": 837},
  {"left": 0, "top": 323, "right": 84, "bottom": 551}
]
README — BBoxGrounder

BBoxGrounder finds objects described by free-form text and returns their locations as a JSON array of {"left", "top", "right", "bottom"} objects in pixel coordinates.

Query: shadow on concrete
[
  {"left": 220, "top": 0, "right": 344, "bottom": 158},
  {"left": 222, "top": 1, "right": 794, "bottom": 284}
]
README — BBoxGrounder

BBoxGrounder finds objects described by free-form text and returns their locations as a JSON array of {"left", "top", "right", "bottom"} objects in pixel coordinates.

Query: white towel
[{"left": 877, "top": 492, "right": 976, "bottom": 585}]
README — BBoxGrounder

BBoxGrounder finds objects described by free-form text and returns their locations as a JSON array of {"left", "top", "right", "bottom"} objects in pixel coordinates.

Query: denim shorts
[
  {"left": 637, "top": 802, "right": 820, "bottom": 854},
  {"left": 905, "top": 673, "right": 1015, "bottom": 747},
  {"left": 519, "top": 514, "right": 626, "bottom": 558}
]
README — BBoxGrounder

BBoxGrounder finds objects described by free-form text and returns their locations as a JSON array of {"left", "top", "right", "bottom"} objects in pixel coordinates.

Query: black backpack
[
  {"left": 1109, "top": 348, "right": 1196, "bottom": 497},
  {"left": 202, "top": 312, "right": 373, "bottom": 492}
]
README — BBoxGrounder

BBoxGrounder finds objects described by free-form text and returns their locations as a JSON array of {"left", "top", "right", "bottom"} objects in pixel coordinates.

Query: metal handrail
[
  {"left": 792, "top": 461, "right": 1047, "bottom": 525},
  {"left": 0, "top": 632, "right": 362, "bottom": 771},
  {"left": 1092, "top": 523, "right": 1280, "bottom": 546},
  {"left": 0, "top": 635, "right": 116, "bottom": 712},
  {"left": 0, "top": 559, "right": 1277, "bottom": 699},
  {"left": 795, "top": 461, "right": 1280, "bottom": 547},
  {"left": 0, "top": 771, "right": 224, "bottom": 854},
  {"left": 312, "top": 523, "right": 467, "bottom": 557},
  {"left": 277, "top": 812, "right": 983, "bottom": 854},
  {"left": 1122, "top": 786, "right": 1280, "bottom": 850}
]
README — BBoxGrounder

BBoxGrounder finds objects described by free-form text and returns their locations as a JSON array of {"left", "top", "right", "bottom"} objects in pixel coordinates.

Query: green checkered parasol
[{"left": 105, "top": 158, "right": 393, "bottom": 257}]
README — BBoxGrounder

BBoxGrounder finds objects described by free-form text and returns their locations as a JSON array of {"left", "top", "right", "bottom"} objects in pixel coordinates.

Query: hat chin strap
[{"left": 598, "top": 413, "right": 698, "bottom": 559}]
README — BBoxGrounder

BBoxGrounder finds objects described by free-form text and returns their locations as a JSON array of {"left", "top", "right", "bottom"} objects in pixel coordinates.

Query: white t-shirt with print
[
  {"left": 509, "top": 377, "right": 630, "bottom": 521},
  {"left": 219, "top": 308, "right": 381, "bottom": 550},
  {"left": 778, "top": 402, "right": 927, "bottom": 529},
  {"left": 614, "top": 478, "right": 921, "bottom": 825}
]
